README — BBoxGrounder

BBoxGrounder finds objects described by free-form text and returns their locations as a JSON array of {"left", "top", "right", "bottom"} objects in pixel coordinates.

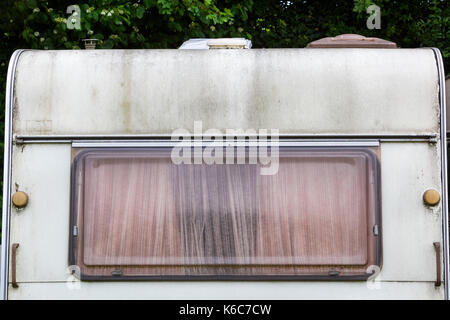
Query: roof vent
[
  {"left": 207, "top": 38, "right": 248, "bottom": 49},
  {"left": 306, "top": 34, "right": 397, "bottom": 48},
  {"left": 82, "top": 39, "right": 99, "bottom": 49},
  {"left": 179, "top": 38, "right": 252, "bottom": 50}
]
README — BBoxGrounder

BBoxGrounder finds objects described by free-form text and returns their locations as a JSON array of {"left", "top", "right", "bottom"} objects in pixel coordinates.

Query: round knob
[
  {"left": 423, "top": 189, "right": 440, "bottom": 206},
  {"left": 12, "top": 191, "right": 28, "bottom": 208}
]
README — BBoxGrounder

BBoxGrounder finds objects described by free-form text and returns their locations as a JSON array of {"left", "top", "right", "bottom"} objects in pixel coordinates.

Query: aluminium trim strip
[
  {"left": 15, "top": 133, "right": 438, "bottom": 144},
  {"left": 71, "top": 140, "right": 380, "bottom": 148},
  {"left": 432, "top": 47, "right": 449, "bottom": 300},
  {"left": 0, "top": 49, "right": 28, "bottom": 301}
]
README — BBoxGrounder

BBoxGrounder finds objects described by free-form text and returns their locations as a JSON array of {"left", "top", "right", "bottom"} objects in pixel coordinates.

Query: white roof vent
[{"left": 179, "top": 38, "right": 252, "bottom": 50}]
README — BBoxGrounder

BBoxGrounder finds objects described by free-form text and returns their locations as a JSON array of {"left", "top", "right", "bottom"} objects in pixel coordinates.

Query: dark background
[{"left": 0, "top": 0, "right": 449, "bottom": 236}]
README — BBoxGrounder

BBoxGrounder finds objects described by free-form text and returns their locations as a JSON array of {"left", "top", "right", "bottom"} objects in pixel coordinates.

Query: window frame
[{"left": 69, "top": 145, "right": 382, "bottom": 281}]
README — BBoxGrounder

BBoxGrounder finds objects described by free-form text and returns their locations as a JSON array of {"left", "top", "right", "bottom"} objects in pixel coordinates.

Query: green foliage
[
  {"left": 353, "top": 0, "right": 449, "bottom": 61},
  {"left": 0, "top": 0, "right": 448, "bottom": 241},
  {"left": 241, "top": 0, "right": 448, "bottom": 67},
  {"left": 1, "top": 0, "right": 251, "bottom": 51},
  {"left": 416, "top": 0, "right": 450, "bottom": 61}
]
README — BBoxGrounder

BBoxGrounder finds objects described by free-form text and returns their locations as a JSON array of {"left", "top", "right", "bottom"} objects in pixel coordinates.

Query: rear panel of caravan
[{"left": 1, "top": 48, "right": 448, "bottom": 299}]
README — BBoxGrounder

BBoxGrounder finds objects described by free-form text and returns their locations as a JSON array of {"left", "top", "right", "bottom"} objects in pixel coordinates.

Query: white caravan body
[{"left": 1, "top": 47, "right": 448, "bottom": 299}]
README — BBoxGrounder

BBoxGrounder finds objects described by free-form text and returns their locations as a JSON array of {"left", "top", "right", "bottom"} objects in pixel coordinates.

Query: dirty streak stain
[{"left": 121, "top": 54, "right": 132, "bottom": 133}]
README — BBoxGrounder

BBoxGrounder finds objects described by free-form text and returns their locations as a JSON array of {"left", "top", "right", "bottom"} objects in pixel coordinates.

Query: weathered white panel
[
  {"left": 8, "top": 281, "right": 443, "bottom": 300},
  {"left": 7, "top": 142, "right": 445, "bottom": 300},
  {"left": 9, "top": 144, "right": 71, "bottom": 282},
  {"left": 13, "top": 49, "right": 439, "bottom": 136},
  {"left": 380, "top": 143, "right": 443, "bottom": 281}
]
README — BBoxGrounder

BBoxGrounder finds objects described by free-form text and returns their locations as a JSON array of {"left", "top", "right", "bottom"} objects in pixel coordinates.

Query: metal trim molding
[
  {"left": 15, "top": 133, "right": 438, "bottom": 144},
  {"left": 1, "top": 49, "right": 28, "bottom": 300},
  {"left": 432, "top": 47, "right": 449, "bottom": 300}
]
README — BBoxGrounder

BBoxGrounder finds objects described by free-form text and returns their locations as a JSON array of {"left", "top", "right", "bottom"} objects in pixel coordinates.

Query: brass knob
[
  {"left": 12, "top": 191, "right": 28, "bottom": 208},
  {"left": 423, "top": 189, "right": 440, "bottom": 206}
]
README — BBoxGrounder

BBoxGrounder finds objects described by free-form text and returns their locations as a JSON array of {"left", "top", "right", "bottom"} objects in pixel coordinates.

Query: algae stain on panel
[{"left": 120, "top": 61, "right": 132, "bottom": 133}]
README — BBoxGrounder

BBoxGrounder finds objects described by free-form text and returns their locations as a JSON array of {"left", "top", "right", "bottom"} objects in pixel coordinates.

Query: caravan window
[{"left": 69, "top": 147, "right": 380, "bottom": 279}]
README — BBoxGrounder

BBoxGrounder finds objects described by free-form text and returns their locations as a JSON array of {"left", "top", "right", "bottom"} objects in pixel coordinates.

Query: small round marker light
[
  {"left": 423, "top": 189, "right": 440, "bottom": 206},
  {"left": 12, "top": 191, "right": 28, "bottom": 208}
]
